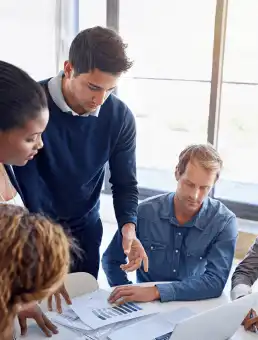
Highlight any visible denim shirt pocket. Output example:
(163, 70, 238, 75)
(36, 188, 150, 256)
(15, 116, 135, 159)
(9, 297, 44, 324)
(141, 240, 168, 276)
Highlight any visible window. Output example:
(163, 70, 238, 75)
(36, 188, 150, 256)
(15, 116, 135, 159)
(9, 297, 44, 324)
(79, 0, 106, 30)
(118, 0, 216, 191)
(0, 0, 56, 80)
(215, 0, 258, 205)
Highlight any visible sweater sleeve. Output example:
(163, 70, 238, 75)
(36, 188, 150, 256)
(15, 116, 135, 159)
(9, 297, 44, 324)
(108, 108, 138, 229)
(231, 237, 258, 299)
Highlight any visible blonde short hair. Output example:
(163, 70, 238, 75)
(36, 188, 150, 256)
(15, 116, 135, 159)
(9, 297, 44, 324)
(176, 144, 223, 181)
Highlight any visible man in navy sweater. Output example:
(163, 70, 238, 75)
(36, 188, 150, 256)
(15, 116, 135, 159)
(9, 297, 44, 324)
(14, 26, 147, 305)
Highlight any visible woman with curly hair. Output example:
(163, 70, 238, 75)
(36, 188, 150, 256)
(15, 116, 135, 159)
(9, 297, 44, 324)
(0, 204, 70, 340)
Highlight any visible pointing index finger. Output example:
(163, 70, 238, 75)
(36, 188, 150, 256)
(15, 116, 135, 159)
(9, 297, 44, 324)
(143, 253, 149, 272)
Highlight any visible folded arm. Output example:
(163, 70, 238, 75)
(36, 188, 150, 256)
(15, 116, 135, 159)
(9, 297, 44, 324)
(231, 237, 258, 300)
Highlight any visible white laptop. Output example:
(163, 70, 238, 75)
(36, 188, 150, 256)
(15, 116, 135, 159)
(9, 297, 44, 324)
(109, 292, 258, 340)
(168, 292, 258, 340)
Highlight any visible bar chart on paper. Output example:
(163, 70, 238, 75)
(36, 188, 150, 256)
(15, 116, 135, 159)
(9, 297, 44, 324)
(92, 301, 143, 320)
(71, 289, 160, 329)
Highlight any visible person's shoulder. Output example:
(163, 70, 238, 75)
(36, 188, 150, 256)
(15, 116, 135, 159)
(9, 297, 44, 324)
(205, 196, 237, 229)
(38, 78, 52, 87)
(207, 196, 235, 217)
(138, 193, 171, 217)
(140, 193, 171, 206)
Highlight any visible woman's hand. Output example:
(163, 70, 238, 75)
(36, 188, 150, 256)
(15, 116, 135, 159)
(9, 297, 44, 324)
(18, 304, 58, 337)
(47, 284, 72, 314)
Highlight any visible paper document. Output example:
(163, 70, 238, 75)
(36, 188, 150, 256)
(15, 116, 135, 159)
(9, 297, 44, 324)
(108, 307, 195, 340)
(71, 289, 161, 329)
(15, 315, 86, 340)
(50, 307, 92, 333)
(52, 309, 147, 339)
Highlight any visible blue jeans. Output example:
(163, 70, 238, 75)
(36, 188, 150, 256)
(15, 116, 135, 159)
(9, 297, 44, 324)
(69, 218, 103, 279)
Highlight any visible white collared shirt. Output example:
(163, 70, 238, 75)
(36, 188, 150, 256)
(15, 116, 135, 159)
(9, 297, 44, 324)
(48, 71, 101, 117)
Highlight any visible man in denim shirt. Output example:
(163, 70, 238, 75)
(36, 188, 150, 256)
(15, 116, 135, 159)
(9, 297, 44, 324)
(103, 144, 238, 303)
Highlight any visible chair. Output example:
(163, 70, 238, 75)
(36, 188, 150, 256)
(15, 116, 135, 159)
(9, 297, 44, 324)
(14, 273, 99, 337)
(235, 231, 256, 260)
(39, 272, 99, 312)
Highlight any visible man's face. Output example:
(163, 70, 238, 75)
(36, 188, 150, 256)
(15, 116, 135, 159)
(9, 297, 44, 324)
(63, 62, 120, 113)
(175, 161, 217, 213)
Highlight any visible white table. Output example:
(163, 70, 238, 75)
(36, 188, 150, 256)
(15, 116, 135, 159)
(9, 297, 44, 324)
(17, 278, 257, 339)
(115, 282, 257, 340)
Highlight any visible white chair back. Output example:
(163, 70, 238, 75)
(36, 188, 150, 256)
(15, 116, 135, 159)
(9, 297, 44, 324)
(39, 272, 99, 312)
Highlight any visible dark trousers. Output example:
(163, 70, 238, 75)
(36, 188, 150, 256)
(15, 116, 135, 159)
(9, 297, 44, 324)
(69, 218, 103, 279)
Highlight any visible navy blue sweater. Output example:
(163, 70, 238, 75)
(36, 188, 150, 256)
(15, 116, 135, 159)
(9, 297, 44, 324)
(14, 79, 138, 231)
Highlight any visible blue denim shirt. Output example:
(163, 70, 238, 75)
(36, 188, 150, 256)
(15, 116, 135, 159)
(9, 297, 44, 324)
(102, 193, 238, 302)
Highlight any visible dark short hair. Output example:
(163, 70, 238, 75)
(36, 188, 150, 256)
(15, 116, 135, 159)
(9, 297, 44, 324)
(0, 60, 47, 131)
(69, 26, 133, 75)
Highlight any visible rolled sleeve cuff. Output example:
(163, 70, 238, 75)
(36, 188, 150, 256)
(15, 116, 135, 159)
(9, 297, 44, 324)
(156, 283, 175, 302)
(231, 284, 252, 300)
(119, 216, 137, 229)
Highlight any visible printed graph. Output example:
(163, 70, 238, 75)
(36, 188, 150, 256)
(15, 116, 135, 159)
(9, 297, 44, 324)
(92, 302, 143, 320)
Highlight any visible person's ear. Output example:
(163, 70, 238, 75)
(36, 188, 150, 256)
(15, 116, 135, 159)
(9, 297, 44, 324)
(175, 166, 180, 181)
(64, 61, 73, 79)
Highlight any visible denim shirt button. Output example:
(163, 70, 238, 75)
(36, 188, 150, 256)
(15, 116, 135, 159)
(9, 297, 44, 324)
(200, 256, 203, 260)
(173, 269, 176, 272)
(151, 246, 154, 250)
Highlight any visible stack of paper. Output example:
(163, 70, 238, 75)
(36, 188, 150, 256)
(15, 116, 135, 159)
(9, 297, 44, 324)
(49, 289, 160, 339)
(17, 289, 195, 340)
(71, 289, 159, 328)
(50, 308, 92, 334)
(15, 319, 87, 340)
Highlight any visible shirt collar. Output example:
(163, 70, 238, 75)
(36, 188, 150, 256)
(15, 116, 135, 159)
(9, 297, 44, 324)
(159, 192, 208, 230)
(47, 71, 100, 117)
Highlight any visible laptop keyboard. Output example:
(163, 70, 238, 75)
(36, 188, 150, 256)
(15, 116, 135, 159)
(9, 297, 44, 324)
(155, 332, 173, 340)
